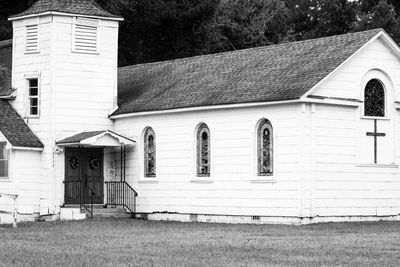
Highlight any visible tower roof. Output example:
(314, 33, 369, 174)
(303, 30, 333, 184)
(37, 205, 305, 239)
(10, 0, 122, 20)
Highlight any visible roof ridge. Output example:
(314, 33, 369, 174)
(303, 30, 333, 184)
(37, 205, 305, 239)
(119, 28, 384, 70)
(10, 0, 122, 19)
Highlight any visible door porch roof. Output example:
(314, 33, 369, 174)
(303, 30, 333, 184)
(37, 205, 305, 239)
(56, 130, 135, 147)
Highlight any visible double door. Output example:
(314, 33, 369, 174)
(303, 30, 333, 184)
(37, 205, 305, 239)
(64, 148, 104, 204)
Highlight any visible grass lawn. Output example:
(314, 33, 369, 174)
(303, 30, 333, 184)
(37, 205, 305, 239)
(0, 219, 400, 266)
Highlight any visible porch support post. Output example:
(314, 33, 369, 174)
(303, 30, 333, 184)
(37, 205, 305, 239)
(120, 147, 123, 182)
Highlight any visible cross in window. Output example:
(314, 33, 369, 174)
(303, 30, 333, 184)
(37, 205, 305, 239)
(366, 119, 385, 164)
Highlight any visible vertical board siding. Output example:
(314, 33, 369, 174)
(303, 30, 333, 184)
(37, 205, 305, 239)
(115, 104, 301, 217)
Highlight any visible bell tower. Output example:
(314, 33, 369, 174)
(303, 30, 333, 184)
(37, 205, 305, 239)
(8, 0, 123, 215)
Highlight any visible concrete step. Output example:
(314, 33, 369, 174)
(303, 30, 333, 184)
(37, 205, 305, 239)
(61, 205, 134, 219)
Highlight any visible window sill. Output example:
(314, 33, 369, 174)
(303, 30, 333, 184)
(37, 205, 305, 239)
(360, 116, 390, 121)
(190, 179, 214, 184)
(355, 163, 399, 168)
(0, 178, 11, 183)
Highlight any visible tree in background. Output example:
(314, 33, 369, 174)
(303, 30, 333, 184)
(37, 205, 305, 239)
(354, 0, 400, 43)
(207, 0, 290, 53)
(1, 0, 400, 66)
(0, 0, 35, 40)
(97, 0, 219, 66)
(284, 0, 358, 40)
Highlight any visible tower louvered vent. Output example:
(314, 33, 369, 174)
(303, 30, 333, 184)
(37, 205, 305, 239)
(26, 25, 39, 53)
(74, 24, 98, 53)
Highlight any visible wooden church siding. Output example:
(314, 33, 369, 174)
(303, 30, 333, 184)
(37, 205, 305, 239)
(114, 103, 302, 217)
(12, 150, 42, 216)
(11, 16, 54, 215)
(312, 103, 400, 217)
(308, 36, 400, 218)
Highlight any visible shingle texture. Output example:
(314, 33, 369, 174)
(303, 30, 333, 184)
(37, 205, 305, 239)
(11, 0, 120, 19)
(57, 131, 106, 144)
(0, 40, 14, 97)
(0, 100, 43, 148)
(114, 29, 383, 116)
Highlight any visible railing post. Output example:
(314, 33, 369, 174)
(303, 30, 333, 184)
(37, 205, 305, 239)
(12, 196, 17, 228)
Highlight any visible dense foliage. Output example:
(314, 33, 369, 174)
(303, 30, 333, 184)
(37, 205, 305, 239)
(0, 0, 399, 66)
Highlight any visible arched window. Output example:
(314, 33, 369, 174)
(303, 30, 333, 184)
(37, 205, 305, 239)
(257, 119, 273, 176)
(197, 123, 210, 177)
(144, 127, 156, 177)
(364, 79, 385, 117)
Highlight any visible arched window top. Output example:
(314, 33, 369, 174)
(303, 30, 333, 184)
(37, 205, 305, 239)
(257, 119, 273, 176)
(364, 79, 385, 117)
(197, 123, 210, 177)
(144, 127, 156, 177)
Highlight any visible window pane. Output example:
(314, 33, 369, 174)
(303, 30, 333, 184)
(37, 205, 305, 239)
(144, 128, 156, 176)
(30, 87, 38, 96)
(258, 121, 273, 176)
(364, 79, 385, 117)
(30, 98, 38, 107)
(29, 79, 38, 88)
(0, 144, 4, 160)
(0, 160, 8, 177)
(30, 107, 38, 115)
(197, 125, 210, 176)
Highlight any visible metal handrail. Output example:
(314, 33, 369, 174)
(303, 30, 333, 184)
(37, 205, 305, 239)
(105, 181, 138, 215)
(63, 180, 94, 218)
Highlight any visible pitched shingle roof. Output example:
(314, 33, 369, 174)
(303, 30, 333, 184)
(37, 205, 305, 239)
(57, 131, 106, 144)
(10, 0, 121, 19)
(0, 40, 14, 97)
(114, 29, 383, 116)
(0, 100, 43, 148)
(57, 130, 135, 145)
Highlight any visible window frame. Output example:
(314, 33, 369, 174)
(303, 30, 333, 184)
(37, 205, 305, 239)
(0, 141, 10, 180)
(143, 127, 156, 178)
(196, 123, 211, 177)
(26, 77, 40, 118)
(257, 119, 273, 176)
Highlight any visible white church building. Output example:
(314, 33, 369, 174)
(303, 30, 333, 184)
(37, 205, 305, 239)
(1, 0, 400, 225)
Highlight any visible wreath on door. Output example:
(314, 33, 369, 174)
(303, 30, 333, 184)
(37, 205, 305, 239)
(89, 158, 101, 170)
(69, 157, 80, 169)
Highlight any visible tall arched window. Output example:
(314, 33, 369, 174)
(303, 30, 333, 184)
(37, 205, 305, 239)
(144, 127, 156, 177)
(257, 119, 273, 176)
(197, 123, 210, 177)
(364, 79, 385, 117)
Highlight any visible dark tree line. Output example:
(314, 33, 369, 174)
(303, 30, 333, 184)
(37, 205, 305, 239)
(1, 0, 400, 66)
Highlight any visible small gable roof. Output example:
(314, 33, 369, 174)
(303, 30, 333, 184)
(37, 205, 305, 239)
(0, 100, 43, 148)
(114, 29, 383, 116)
(10, 0, 122, 20)
(0, 40, 14, 97)
(57, 130, 135, 146)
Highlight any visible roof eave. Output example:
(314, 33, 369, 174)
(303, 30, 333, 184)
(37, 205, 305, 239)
(9, 11, 124, 21)
(110, 99, 302, 119)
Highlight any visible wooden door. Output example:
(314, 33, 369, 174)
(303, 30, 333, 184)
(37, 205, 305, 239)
(82, 148, 104, 204)
(64, 148, 104, 204)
